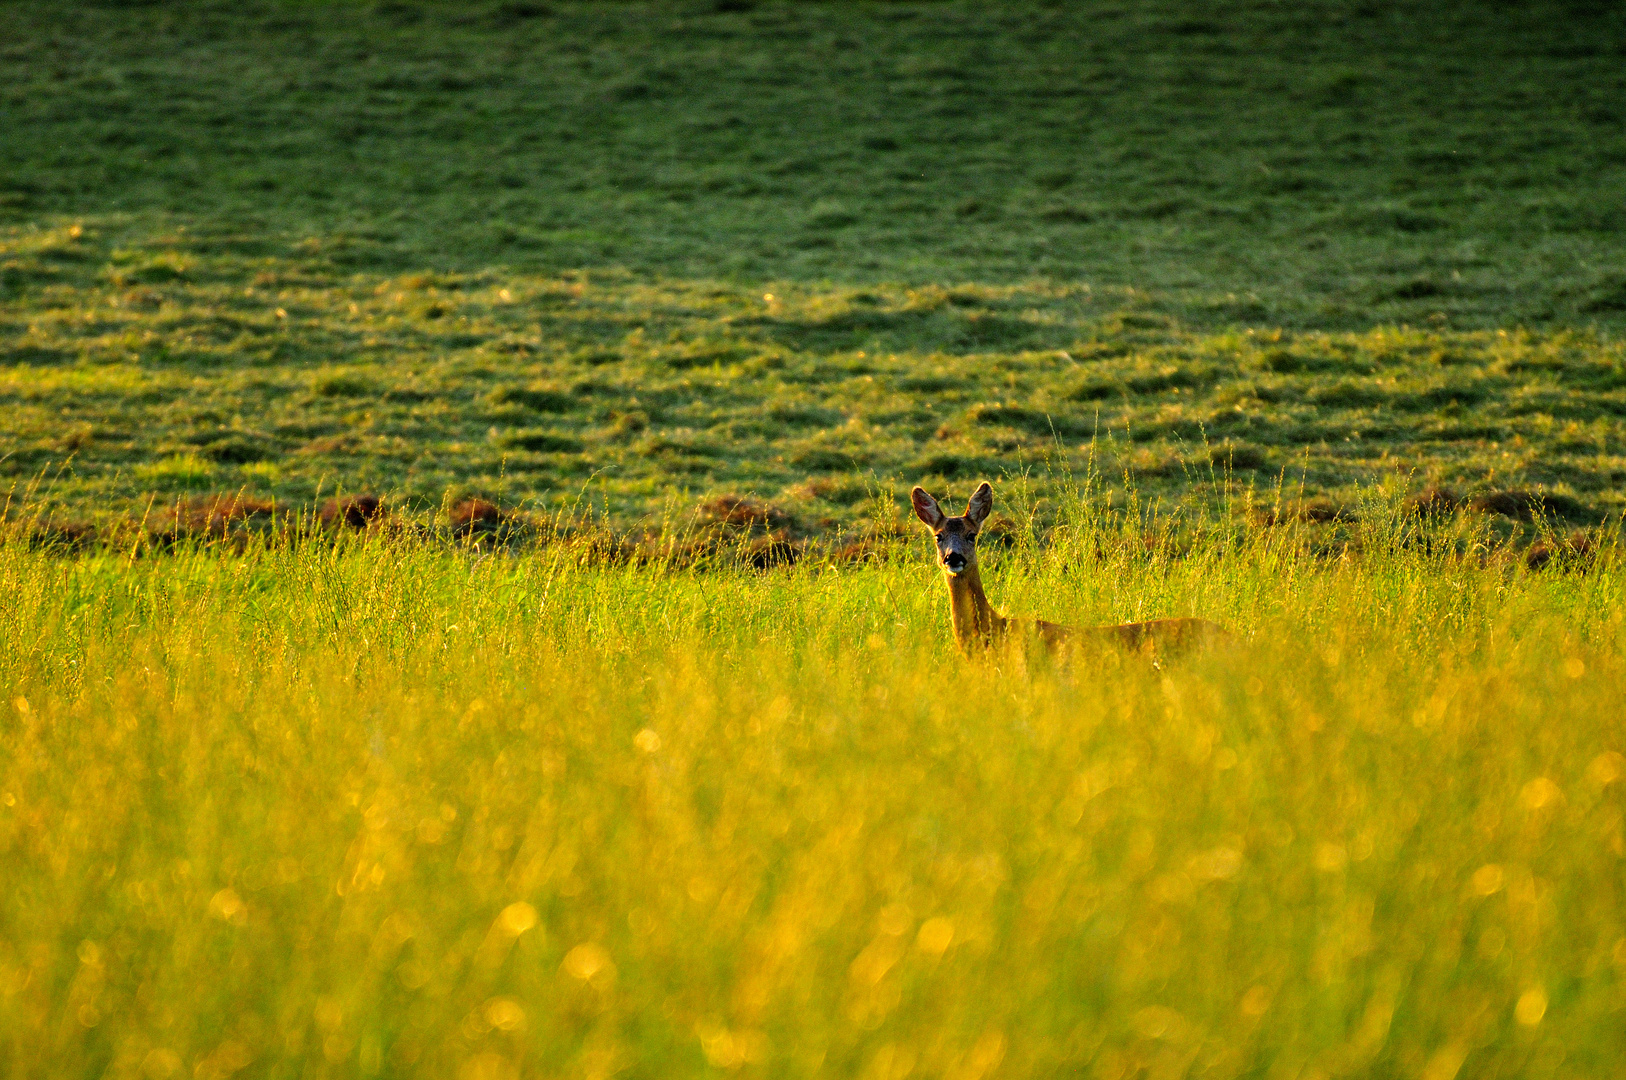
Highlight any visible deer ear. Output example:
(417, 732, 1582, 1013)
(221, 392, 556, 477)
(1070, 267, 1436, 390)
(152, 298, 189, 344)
(965, 482, 994, 527)
(911, 486, 946, 529)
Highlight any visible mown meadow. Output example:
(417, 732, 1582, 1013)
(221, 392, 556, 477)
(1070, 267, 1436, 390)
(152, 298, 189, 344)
(4, 0, 1626, 1077)
(3, 0, 1626, 530)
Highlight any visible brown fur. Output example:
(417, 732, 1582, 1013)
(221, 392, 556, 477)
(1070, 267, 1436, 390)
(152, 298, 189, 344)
(913, 481, 1228, 658)
(1467, 489, 1590, 522)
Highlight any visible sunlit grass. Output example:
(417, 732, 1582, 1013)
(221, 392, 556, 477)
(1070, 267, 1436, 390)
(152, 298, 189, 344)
(131, 454, 219, 488)
(3, 497, 1623, 1078)
(5, 241, 1626, 528)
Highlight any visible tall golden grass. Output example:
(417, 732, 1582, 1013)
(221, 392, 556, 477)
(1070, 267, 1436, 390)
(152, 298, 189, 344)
(1, 500, 1623, 1079)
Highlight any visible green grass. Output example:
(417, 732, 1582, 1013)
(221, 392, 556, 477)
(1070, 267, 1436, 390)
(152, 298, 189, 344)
(4, 0, 1624, 326)
(3, 511, 1624, 1077)
(3, 0, 1626, 530)
(4, 250, 1626, 528)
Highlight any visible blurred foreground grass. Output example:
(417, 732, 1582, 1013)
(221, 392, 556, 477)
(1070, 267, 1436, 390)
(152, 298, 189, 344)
(2, 498, 1624, 1078)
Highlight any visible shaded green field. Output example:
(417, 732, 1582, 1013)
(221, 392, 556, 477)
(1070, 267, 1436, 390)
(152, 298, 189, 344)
(4, 0, 1624, 325)
(3, 517, 1624, 1078)
(3, 0, 1626, 531)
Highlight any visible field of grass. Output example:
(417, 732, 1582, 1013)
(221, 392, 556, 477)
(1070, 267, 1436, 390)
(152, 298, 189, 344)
(5, 2, 1626, 1077)
(5, 0, 1625, 322)
(3, 510, 1625, 1078)
(3, 0, 1626, 531)
(6, 236, 1626, 532)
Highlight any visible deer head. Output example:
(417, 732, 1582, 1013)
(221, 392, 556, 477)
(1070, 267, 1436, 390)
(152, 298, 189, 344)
(911, 482, 993, 577)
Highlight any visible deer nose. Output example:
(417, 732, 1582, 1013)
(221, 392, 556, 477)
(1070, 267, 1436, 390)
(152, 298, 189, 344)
(944, 552, 966, 572)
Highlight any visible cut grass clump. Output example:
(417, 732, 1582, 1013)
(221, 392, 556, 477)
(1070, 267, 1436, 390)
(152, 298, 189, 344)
(1307, 379, 1386, 408)
(910, 452, 994, 481)
(790, 476, 870, 506)
(788, 447, 862, 472)
(1467, 489, 1596, 524)
(446, 497, 529, 544)
(133, 454, 218, 489)
(311, 373, 375, 399)
(1068, 378, 1125, 402)
(488, 384, 574, 413)
(141, 493, 280, 547)
(318, 494, 386, 530)
(197, 435, 273, 464)
(494, 428, 582, 454)
(1524, 530, 1597, 571)
(966, 403, 1083, 437)
(1124, 366, 1216, 395)
(1402, 486, 1461, 518)
(105, 250, 189, 286)
(695, 494, 795, 535)
(1207, 443, 1268, 471)
(1252, 498, 1354, 526)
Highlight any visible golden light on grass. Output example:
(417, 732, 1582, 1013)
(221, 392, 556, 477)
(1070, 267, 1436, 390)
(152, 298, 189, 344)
(1515, 987, 1549, 1026)
(1520, 777, 1563, 810)
(1589, 751, 1624, 786)
(915, 917, 955, 956)
(1, 510, 1623, 1077)
(1420, 1042, 1470, 1080)
(482, 998, 525, 1032)
(496, 902, 538, 937)
(207, 887, 246, 923)
(140, 1049, 182, 1079)
(562, 943, 614, 984)
(1313, 842, 1348, 873)
(697, 1024, 770, 1069)
(1469, 864, 1505, 896)
(960, 1030, 1007, 1080)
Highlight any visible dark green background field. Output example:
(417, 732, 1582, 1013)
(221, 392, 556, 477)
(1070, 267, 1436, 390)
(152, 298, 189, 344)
(3, 0, 1625, 528)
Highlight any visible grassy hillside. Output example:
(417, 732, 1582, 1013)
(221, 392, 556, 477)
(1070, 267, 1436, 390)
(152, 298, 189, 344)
(3, 515, 1625, 1079)
(2, 0, 1625, 530)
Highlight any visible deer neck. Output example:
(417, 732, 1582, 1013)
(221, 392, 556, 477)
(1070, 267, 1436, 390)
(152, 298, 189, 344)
(946, 564, 1004, 649)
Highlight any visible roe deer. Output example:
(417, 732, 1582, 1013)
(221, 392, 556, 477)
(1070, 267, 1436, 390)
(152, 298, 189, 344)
(911, 482, 1228, 656)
